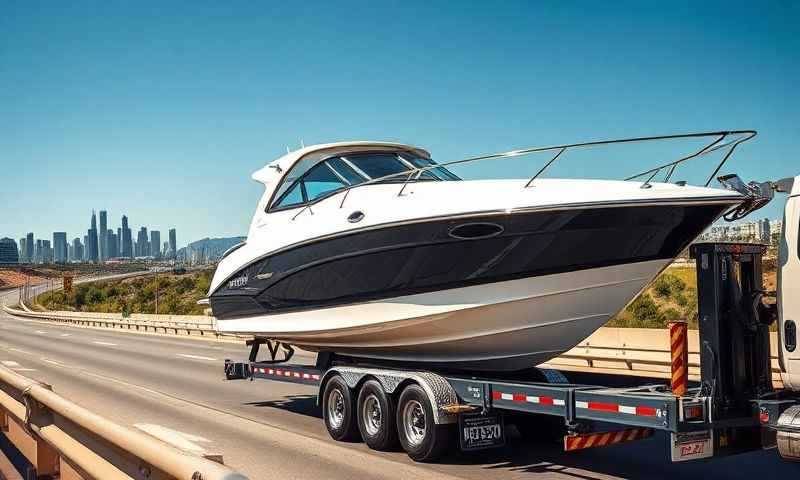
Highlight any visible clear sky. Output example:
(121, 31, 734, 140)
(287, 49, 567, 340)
(1, 1, 797, 246)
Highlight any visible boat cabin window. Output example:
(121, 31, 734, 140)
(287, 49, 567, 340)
(270, 150, 460, 211)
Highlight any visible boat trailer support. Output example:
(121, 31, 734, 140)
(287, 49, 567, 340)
(247, 338, 294, 364)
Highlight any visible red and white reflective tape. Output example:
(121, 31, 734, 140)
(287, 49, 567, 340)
(575, 400, 661, 417)
(491, 391, 565, 406)
(253, 367, 320, 381)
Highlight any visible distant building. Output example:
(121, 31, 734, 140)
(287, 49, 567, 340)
(53, 232, 68, 263)
(35, 239, 43, 263)
(73, 238, 84, 263)
(150, 230, 161, 259)
(136, 227, 149, 257)
(87, 211, 99, 262)
(99, 210, 108, 261)
(0, 238, 19, 264)
(26, 233, 34, 262)
(121, 215, 133, 258)
(42, 240, 52, 263)
(168, 228, 177, 259)
(83, 235, 89, 261)
(19, 238, 26, 263)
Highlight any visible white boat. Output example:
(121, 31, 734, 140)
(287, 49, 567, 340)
(208, 131, 760, 371)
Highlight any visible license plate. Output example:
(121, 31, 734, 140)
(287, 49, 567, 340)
(671, 430, 713, 462)
(459, 413, 505, 451)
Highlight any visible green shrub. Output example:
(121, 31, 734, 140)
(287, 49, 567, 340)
(652, 274, 686, 298)
(625, 294, 665, 327)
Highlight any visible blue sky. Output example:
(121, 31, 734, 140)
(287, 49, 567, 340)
(1, 1, 798, 246)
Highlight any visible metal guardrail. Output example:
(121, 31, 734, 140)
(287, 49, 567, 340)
(2, 305, 227, 339)
(0, 365, 247, 480)
(542, 327, 784, 387)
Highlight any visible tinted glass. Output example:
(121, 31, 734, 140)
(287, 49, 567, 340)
(326, 157, 366, 185)
(345, 153, 410, 181)
(274, 181, 304, 208)
(303, 163, 347, 201)
(402, 155, 461, 181)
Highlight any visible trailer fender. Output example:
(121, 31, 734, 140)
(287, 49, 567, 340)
(317, 367, 458, 424)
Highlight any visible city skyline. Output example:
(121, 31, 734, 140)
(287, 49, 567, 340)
(7, 209, 179, 264)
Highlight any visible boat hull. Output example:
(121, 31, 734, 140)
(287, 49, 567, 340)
(216, 259, 669, 371)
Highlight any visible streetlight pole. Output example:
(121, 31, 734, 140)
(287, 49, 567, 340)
(154, 270, 158, 315)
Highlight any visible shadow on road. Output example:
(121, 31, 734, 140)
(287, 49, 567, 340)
(245, 394, 321, 419)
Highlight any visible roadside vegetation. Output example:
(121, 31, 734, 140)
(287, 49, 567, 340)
(608, 263, 777, 329)
(37, 269, 213, 316)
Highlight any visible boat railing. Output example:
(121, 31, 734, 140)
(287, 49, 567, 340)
(292, 130, 756, 219)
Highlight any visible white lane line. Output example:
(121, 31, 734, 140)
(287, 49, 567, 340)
(9, 348, 32, 355)
(60, 333, 71, 337)
(175, 354, 217, 361)
(2, 360, 36, 372)
(35, 330, 47, 334)
(134, 424, 212, 455)
(41, 358, 70, 367)
(91, 341, 118, 346)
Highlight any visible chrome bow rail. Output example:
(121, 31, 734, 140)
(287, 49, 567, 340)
(292, 130, 757, 220)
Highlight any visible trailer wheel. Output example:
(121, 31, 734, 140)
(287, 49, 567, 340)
(396, 384, 451, 462)
(322, 375, 360, 442)
(356, 380, 399, 451)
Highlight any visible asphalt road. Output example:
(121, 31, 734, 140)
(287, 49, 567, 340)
(0, 289, 798, 479)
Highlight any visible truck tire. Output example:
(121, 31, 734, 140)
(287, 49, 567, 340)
(357, 380, 399, 451)
(322, 375, 360, 442)
(396, 383, 452, 462)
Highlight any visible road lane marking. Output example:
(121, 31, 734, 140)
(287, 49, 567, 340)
(175, 354, 217, 361)
(35, 330, 47, 334)
(134, 424, 212, 456)
(60, 333, 71, 337)
(9, 348, 32, 355)
(2, 360, 36, 372)
(41, 358, 70, 367)
(91, 341, 118, 346)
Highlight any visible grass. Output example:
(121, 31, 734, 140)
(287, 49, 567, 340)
(38, 269, 213, 315)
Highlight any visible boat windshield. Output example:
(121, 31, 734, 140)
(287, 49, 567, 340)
(270, 151, 459, 210)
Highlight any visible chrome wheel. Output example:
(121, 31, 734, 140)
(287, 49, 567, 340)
(402, 399, 426, 447)
(327, 388, 345, 429)
(361, 394, 382, 437)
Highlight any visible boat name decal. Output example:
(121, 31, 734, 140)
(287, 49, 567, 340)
(228, 274, 249, 289)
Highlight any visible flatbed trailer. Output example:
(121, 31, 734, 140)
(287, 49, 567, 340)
(224, 241, 800, 463)
(223, 175, 800, 463)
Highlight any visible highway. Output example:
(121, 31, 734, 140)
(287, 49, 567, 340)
(0, 289, 797, 479)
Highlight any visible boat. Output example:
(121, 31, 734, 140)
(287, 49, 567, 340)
(207, 131, 763, 371)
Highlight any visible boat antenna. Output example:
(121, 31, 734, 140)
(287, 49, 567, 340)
(286, 146, 291, 154)
(300, 139, 305, 148)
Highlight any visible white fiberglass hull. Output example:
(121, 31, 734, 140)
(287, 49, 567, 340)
(216, 258, 670, 371)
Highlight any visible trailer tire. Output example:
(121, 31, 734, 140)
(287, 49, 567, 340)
(322, 375, 360, 442)
(396, 384, 451, 462)
(357, 380, 399, 451)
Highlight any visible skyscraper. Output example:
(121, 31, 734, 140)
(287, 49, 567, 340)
(137, 227, 149, 257)
(26, 233, 34, 262)
(42, 240, 52, 263)
(121, 215, 133, 259)
(19, 238, 26, 263)
(83, 235, 89, 260)
(168, 228, 177, 260)
(117, 227, 122, 256)
(150, 230, 161, 259)
(73, 238, 84, 263)
(35, 239, 43, 263)
(99, 210, 108, 261)
(87, 211, 99, 262)
(107, 230, 118, 258)
(53, 232, 68, 263)
(0, 238, 19, 264)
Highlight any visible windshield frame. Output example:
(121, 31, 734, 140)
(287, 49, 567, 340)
(267, 149, 459, 213)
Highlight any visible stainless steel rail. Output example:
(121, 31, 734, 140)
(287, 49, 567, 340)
(285, 130, 758, 219)
(0, 365, 247, 480)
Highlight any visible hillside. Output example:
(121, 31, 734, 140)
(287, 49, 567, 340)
(607, 264, 778, 329)
(37, 269, 213, 315)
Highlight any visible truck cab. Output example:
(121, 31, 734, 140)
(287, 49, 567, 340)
(779, 175, 800, 389)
